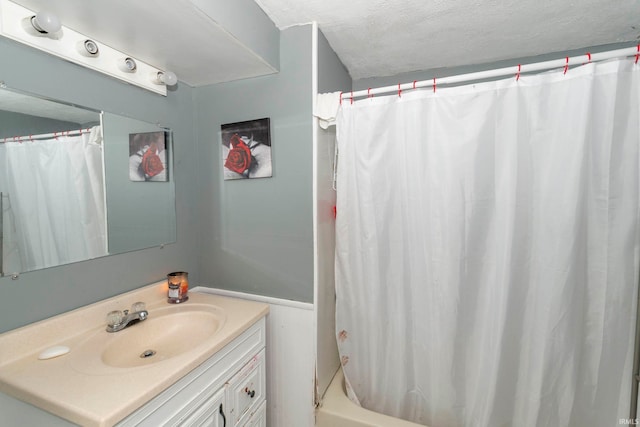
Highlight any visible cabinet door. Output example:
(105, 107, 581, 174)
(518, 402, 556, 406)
(178, 388, 226, 427)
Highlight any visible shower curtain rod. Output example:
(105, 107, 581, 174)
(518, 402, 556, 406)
(341, 45, 640, 102)
(1, 127, 94, 143)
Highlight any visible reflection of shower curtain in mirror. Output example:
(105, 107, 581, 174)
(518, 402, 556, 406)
(0, 126, 106, 272)
(1, 192, 23, 274)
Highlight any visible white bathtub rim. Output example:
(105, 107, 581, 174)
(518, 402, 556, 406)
(317, 367, 427, 427)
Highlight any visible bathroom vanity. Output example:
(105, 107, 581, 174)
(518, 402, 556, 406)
(0, 282, 269, 426)
(117, 319, 266, 426)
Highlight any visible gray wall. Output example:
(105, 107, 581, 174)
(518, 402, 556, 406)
(0, 36, 198, 334)
(0, 111, 84, 140)
(318, 30, 351, 94)
(195, 25, 314, 303)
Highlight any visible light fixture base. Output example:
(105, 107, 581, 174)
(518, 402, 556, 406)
(0, 0, 169, 95)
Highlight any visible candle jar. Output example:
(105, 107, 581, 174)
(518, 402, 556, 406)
(167, 271, 189, 303)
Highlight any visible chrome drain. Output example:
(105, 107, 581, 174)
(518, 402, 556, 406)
(140, 349, 156, 359)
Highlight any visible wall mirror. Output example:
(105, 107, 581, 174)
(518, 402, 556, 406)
(0, 86, 176, 276)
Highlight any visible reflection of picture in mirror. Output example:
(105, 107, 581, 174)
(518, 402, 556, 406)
(221, 118, 272, 180)
(129, 131, 168, 182)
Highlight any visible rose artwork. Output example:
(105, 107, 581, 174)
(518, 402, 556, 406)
(224, 134, 253, 175)
(221, 118, 271, 180)
(141, 143, 165, 177)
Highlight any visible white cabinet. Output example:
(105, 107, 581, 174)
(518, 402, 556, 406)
(117, 317, 266, 427)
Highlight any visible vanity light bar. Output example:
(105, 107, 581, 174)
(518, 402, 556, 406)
(0, 0, 170, 96)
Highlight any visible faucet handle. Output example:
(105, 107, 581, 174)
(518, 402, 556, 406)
(106, 310, 124, 328)
(131, 301, 146, 313)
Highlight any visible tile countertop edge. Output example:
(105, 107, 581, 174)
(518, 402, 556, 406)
(0, 283, 269, 427)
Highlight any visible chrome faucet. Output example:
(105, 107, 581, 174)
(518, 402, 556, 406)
(106, 302, 148, 333)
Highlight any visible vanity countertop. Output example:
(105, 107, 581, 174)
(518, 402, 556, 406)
(0, 282, 269, 427)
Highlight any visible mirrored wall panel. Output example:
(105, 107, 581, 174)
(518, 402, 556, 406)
(0, 87, 176, 276)
(102, 112, 176, 254)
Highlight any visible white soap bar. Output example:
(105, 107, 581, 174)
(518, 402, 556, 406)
(38, 345, 70, 360)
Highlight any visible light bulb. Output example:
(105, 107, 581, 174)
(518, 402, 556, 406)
(76, 39, 99, 57)
(30, 11, 61, 34)
(153, 71, 177, 86)
(118, 57, 137, 73)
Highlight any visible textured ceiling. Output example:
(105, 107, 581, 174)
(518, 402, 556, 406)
(4, 0, 640, 86)
(254, 0, 640, 80)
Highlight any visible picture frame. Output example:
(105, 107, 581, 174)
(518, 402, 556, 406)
(221, 118, 272, 180)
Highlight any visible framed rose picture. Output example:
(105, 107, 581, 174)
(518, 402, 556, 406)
(129, 131, 169, 182)
(221, 118, 272, 180)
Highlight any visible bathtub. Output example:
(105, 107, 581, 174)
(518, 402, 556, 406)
(316, 368, 427, 427)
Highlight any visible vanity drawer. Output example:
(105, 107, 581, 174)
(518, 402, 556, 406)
(226, 348, 265, 425)
(237, 401, 266, 427)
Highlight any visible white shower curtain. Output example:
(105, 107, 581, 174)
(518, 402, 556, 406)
(1, 126, 106, 272)
(335, 58, 640, 427)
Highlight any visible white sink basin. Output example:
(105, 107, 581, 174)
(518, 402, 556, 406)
(71, 303, 225, 374)
(101, 305, 223, 368)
